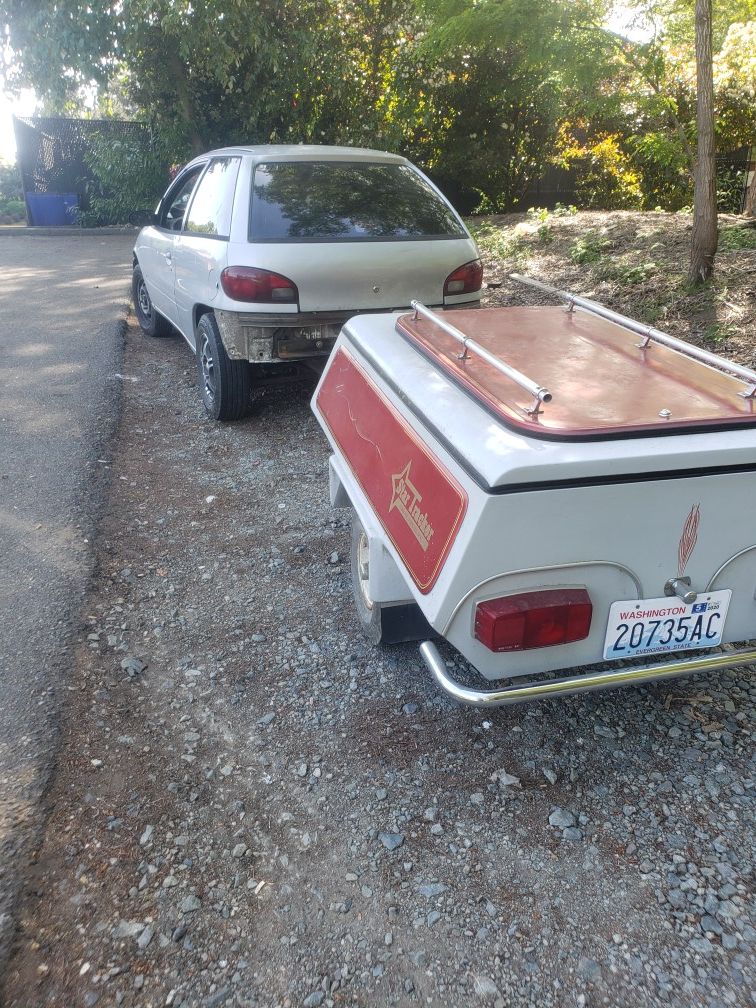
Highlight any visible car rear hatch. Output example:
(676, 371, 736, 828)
(248, 238, 478, 311)
(247, 159, 479, 311)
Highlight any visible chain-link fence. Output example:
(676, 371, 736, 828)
(13, 115, 150, 225)
(716, 146, 753, 214)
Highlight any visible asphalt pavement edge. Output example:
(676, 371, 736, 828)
(0, 297, 131, 991)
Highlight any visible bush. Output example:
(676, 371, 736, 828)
(629, 131, 692, 211)
(0, 198, 26, 222)
(0, 162, 25, 222)
(716, 168, 748, 214)
(0, 161, 23, 202)
(569, 232, 611, 264)
(554, 125, 644, 210)
(719, 225, 756, 251)
(81, 133, 169, 227)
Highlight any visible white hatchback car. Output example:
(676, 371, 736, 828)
(132, 145, 482, 420)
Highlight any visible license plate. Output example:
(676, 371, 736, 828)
(603, 590, 731, 660)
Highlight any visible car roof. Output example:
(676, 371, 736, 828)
(187, 144, 409, 166)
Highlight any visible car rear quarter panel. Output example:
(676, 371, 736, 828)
(173, 234, 228, 344)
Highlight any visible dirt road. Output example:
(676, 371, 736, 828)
(2, 305, 754, 1008)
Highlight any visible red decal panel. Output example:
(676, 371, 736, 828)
(317, 348, 467, 593)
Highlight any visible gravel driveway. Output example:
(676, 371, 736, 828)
(3, 317, 753, 1008)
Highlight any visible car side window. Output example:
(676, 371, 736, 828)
(184, 157, 241, 238)
(159, 166, 205, 231)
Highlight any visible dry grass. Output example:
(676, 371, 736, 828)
(470, 209, 756, 368)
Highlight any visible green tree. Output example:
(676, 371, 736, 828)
(2, 0, 751, 217)
(590, 2, 755, 211)
(409, 0, 619, 210)
(0, 0, 339, 154)
(0, 1, 117, 110)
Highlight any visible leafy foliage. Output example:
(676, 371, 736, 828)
(628, 130, 692, 210)
(79, 134, 168, 226)
(555, 125, 644, 209)
(411, 0, 619, 210)
(718, 224, 756, 250)
(569, 232, 612, 263)
(713, 20, 756, 152)
(0, 160, 25, 222)
(0, 160, 22, 199)
(0, 0, 753, 218)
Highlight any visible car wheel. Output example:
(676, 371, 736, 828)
(196, 313, 251, 421)
(132, 264, 171, 337)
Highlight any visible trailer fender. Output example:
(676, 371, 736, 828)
(329, 455, 414, 605)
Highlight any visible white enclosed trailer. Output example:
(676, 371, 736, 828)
(311, 276, 756, 705)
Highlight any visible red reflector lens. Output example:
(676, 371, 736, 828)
(474, 589, 592, 652)
(220, 266, 298, 304)
(444, 258, 483, 297)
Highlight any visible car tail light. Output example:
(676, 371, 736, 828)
(474, 589, 592, 652)
(220, 266, 298, 304)
(444, 259, 483, 297)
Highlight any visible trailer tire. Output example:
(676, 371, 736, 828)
(350, 516, 386, 645)
(350, 515, 437, 646)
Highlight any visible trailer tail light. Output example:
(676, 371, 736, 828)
(474, 589, 592, 652)
(444, 259, 483, 297)
(220, 266, 298, 304)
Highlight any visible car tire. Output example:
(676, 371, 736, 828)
(132, 264, 171, 337)
(196, 312, 251, 421)
(350, 513, 436, 646)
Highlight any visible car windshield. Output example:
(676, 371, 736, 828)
(250, 161, 466, 241)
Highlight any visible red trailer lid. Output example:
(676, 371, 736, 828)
(396, 306, 756, 439)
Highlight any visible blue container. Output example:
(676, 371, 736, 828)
(25, 193, 80, 227)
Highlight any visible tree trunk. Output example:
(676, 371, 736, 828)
(745, 158, 756, 217)
(688, 0, 717, 287)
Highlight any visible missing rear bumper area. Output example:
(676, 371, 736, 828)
(215, 309, 341, 364)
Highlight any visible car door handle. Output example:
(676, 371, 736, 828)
(162, 250, 173, 261)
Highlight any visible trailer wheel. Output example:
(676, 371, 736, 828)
(349, 515, 437, 646)
(350, 516, 385, 644)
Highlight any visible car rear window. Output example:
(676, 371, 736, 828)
(250, 161, 466, 241)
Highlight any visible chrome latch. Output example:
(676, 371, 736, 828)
(664, 576, 697, 604)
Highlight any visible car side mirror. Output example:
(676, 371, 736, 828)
(128, 209, 158, 227)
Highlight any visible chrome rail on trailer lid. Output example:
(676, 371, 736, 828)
(420, 640, 756, 707)
(510, 273, 756, 399)
(409, 299, 552, 416)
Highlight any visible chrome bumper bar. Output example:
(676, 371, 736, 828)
(419, 640, 756, 707)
